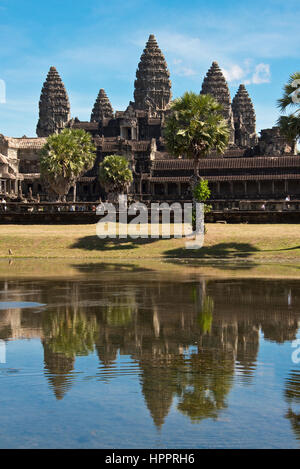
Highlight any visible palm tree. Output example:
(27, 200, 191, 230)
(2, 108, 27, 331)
(164, 92, 230, 176)
(277, 72, 300, 153)
(277, 72, 300, 115)
(40, 128, 96, 201)
(277, 115, 300, 155)
(99, 155, 133, 202)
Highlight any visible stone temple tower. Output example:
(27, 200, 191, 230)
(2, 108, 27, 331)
(200, 61, 235, 144)
(232, 84, 257, 147)
(134, 34, 172, 113)
(90, 89, 114, 122)
(36, 66, 70, 137)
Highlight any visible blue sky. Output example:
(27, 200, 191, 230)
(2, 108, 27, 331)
(0, 0, 299, 137)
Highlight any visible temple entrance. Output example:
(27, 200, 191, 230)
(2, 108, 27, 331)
(234, 181, 244, 197)
(120, 126, 137, 140)
(261, 181, 272, 196)
(275, 180, 285, 198)
(167, 183, 178, 197)
(247, 181, 257, 198)
(154, 183, 164, 196)
(219, 182, 231, 198)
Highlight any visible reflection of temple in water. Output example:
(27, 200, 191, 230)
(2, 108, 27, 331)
(43, 342, 75, 400)
(1, 275, 300, 427)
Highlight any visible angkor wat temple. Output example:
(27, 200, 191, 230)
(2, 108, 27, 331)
(0, 34, 298, 203)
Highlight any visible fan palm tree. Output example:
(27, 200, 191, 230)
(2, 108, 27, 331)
(277, 72, 300, 115)
(277, 72, 300, 153)
(164, 92, 230, 177)
(99, 155, 133, 202)
(40, 128, 96, 201)
(277, 115, 300, 154)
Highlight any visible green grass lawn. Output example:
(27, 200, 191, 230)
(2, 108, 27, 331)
(0, 223, 300, 262)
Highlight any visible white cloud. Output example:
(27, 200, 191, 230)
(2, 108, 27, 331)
(222, 65, 245, 82)
(222, 61, 271, 85)
(251, 63, 271, 84)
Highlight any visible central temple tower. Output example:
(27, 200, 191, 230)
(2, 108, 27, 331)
(133, 34, 172, 113)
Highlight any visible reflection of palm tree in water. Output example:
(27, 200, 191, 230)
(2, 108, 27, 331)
(138, 280, 234, 425)
(102, 293, 136, 327)
(42, 284, 99, 399)
(192, 281, 214, 334)
(170, 281, 233, 421)
(43, 308, 98, 358)
(176, 350, 234, 421)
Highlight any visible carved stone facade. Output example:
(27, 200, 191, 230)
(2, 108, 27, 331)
(0, 34, 298, 203)
(0, 134, 46, 199)
(133, 34, 172, 113)
(36, 66, 70, 137)
(232, 84, 257, 148)
(258, 127, 296, 156)
(90, 89, 114, 122)
(200, 61, 235, 144)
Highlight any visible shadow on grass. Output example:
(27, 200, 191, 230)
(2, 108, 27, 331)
(163, 242, 260, 259)
(268, 245, 300, 252)
(71, 235, 158, 252)
(71, 236, 260, 261)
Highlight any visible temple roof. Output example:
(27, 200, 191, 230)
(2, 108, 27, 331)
(145, 173, 300, 183)
(200, 61, 235, 143)
(232, 84, 256, 131)
(201, 61, 231, 106)
(36, 66, 70, 137)
(152, 156, 300, 170)
(134, 34, 172, 111)
(90, 89, 114, 122)
(1, 137, 47, 149)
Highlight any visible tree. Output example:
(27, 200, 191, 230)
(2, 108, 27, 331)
(191, 179, 212, 231)
(164, 92, 230, 176)
(277, 115, 300, 154)
(192, 179, 211, 209)
(277, 72, 300, 153)
(99, 155, 133, 201)
(277, 72, 300, 115)
(40, 128, 96, 200)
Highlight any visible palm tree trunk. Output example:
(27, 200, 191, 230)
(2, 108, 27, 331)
(193, 158, 200, 178)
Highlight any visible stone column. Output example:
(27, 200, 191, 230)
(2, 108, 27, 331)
(149, 181, 153, 195)
(73, 184, 77, 203)
(284, 179, 288, 194)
